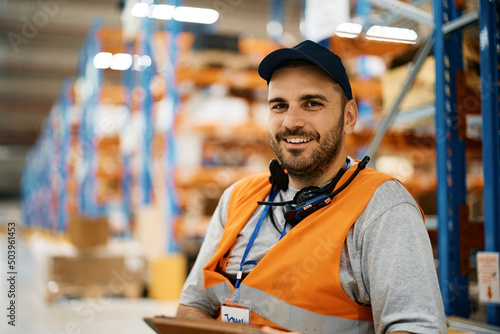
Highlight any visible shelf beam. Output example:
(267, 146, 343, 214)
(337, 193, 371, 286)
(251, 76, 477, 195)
(479, 0, 500, 325)
(442, 10, 479, 35)
(377, 0, 429, 27)
(365, 34, 433, 158)
(368, 0, 434, 27)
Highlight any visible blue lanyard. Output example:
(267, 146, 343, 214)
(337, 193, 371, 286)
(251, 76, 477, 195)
(234, 186, 280, 290)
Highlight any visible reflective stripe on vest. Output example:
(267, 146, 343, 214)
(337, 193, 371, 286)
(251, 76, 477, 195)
(203, 282, 374, 333)
(240, 284, 375, 333)
(205, 281, 233, 311)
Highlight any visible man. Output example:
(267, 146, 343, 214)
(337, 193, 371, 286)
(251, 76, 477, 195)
(176, 40, 446, 334)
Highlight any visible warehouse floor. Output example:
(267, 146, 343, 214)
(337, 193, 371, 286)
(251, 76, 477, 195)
(0, 235, 178, 334)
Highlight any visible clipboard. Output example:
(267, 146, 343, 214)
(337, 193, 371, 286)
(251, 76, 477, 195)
(144, 316, 266, 334)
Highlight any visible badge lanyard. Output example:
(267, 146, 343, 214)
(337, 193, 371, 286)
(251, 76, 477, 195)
(231, 186, 280, 301)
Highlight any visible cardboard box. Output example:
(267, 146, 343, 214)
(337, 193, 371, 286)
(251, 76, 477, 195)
(67, 215, 109, 250)
(48, 254, 143, 302)
(381, 56, 435, 113)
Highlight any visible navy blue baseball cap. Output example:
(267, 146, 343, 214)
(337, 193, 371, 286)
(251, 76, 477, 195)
(258, 40, 353, 100)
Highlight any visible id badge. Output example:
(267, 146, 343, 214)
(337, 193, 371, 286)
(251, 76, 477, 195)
(220, 297, 252, 324)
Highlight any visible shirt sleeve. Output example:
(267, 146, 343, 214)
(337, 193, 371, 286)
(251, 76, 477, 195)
(358, 180, 447, 334)
(178, 184, 235, 316)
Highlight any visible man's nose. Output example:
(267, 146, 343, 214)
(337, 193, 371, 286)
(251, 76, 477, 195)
(282, 107, 305, 129)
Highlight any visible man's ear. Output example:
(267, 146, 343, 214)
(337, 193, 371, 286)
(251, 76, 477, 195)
(343, 99, 358, 135)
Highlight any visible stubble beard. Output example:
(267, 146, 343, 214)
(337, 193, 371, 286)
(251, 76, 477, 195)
(269, 115, 344, 185)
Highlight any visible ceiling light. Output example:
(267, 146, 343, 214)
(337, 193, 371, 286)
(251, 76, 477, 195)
(173, 6, 219, 24)
(132, 54, 141, 70)
(150, 4, 175, 20)
(110, 53, 133, 71)
(366, 25, 418, 44)
(136, 55, 152, 71)
(335, 22, 362, 39)
(93, 52, 113, 69)
(131, 3, 149, 17)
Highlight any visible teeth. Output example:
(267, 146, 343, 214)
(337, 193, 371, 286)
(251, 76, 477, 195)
(285, 138, 311, 144)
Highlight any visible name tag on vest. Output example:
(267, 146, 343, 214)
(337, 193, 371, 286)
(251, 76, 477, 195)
(220, 298, 251, 324)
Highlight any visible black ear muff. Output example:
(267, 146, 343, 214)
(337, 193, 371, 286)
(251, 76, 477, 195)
(262, 156, 370, 228)
(269, 159, 289, 191)
(293, 186, 322, 204)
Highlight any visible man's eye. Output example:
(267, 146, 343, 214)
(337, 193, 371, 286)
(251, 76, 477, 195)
(307, 101, 322, 107)
(272, 103, 287, 110)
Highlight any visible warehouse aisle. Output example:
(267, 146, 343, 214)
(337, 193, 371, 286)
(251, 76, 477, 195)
(0, 235, 179, 334)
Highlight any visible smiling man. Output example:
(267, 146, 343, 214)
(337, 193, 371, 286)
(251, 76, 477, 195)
(176, 40, 446, 334)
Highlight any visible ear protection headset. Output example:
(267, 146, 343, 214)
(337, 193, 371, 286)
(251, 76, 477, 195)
(259, 156, 370, 227)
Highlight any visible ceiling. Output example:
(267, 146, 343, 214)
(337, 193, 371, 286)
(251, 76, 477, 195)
(0, 0, 438, 197)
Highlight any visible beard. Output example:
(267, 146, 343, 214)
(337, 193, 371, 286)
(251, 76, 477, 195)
(269, 113, 344, 185)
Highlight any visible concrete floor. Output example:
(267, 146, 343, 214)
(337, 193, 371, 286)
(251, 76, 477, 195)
(0, 235, 178, 334)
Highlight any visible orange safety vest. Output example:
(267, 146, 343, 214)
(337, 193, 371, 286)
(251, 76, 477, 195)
(203, 165, 419, 333)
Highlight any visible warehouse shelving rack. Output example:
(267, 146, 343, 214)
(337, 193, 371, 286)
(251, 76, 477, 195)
(434, 0, 500, 325)
(362, 0, 499, 326)
(433, 0, 470, 319)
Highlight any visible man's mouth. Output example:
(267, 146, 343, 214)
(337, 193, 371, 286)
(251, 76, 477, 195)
(284, 137, 312, 144)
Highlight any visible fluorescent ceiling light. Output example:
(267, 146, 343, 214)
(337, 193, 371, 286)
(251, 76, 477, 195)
(93, 52, 113, 69)
(131, 4, 219, 24)
(131, 3, 149, 17)
(365, 36, 417, 44)
(110, 53, 133, 71)
(132, 54, 141, 70)
(137, 55, 152, 71)
(150, 4, 175, 20)
(94, 53, 151, 71)
(335, 22, 362, 39)
(366, 25, 418, 43)
(173, 6, 219, 24)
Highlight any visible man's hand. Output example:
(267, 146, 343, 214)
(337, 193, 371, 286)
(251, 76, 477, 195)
(176, 304, 215, 319)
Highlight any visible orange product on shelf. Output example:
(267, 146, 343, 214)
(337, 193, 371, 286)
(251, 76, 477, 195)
(97, 135, 120, 154)
(96, 155, 123, 179)
(67, 195, 79, 215)
(100, 85, 128, 106)
(238, 37, 281, 57)
(97, 27, 127, 56)
(330, 34, 413, 61)
(152, 132, 166, 158)
(66, 176, 79, 195)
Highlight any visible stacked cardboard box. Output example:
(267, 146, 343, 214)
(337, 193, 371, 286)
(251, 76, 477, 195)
(48, 254, 143, 302)
(45, 216, 145, 302)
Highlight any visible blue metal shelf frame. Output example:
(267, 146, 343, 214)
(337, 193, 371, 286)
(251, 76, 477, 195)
(479, 0, 500, 325)
(164, 0, 182, 255)
(433, 0, 469, 317)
